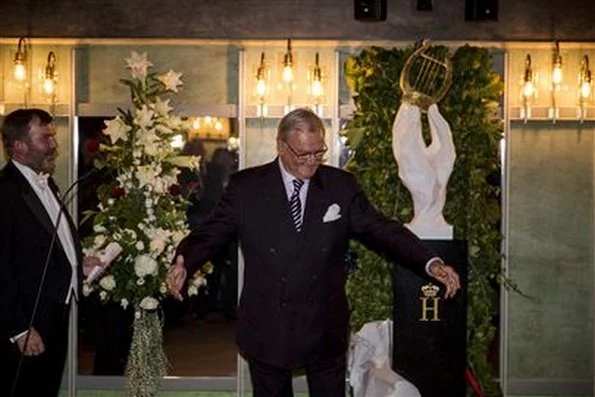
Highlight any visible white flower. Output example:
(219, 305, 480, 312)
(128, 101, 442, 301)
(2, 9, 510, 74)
(151, 97, 172, 116)
(82, 283, 94, 297)
(135, 241, 145, 251)
(157, 70, 183, 92)
(99, 275, 116, 291)
(139, 296, 159, 310)
(120, 299, 129, 309)
(103, 117, 131, 144)
(99, 291, 107, 301)
(125, 51, 153, 80)
(107, 198, 115, 206)
(188, 285, 198, 296)
(135, 311, 141, 319)
(137, 278, 145, 285)
(165, 155, 201, 169)
(147, 227, 170, 256)
(93, 225, 107, 233)
(145, 198, 153, 208)
(160, 283, 167, 294)
(135, 105, 155, 130)
(93, 235, 106, 250)
(134, 254, 158, 277)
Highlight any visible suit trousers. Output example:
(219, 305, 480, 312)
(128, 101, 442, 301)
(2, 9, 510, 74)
(0, 302, 71, 397)
(248, 355, 347, 397)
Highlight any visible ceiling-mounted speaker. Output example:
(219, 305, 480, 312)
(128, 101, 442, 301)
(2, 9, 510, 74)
(465, 0, 498, 21)
(354, 0, 387, 22)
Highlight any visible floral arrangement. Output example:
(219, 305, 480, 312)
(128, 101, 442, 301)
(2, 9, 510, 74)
(82, 51, 210, 396)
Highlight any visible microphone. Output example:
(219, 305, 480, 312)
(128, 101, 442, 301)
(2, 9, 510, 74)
(10, 167, 100, 397)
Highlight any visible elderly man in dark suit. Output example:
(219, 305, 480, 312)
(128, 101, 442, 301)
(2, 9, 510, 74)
(0, 109, 102, 397)
(167, 108, 460, 397)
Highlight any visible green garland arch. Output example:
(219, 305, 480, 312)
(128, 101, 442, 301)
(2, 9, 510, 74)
(343, 44, 504, 397)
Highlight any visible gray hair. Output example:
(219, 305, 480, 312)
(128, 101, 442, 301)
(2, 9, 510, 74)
(276, 108, 325, 142)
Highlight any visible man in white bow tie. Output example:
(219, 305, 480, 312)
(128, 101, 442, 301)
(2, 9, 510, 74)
(0, 108, 103, 397)
(167, 108, 460, 397)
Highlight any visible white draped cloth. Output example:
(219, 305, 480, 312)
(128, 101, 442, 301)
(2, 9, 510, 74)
(348, 319, 422, 397)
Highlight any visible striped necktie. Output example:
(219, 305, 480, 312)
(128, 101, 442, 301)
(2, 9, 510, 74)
(289, 179, 304, 232)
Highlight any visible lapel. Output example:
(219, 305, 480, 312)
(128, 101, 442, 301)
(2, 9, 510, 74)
(5, 162, 56, 238)
(300, 169, 328, 247)
(260, 160, 299, 237)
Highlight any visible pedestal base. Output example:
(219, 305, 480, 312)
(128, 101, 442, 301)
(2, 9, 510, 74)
(392, 240, 468, 397)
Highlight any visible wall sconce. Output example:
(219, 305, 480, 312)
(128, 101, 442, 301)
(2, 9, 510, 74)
(549, 41, 563, 121)
(43, 51, 57, 96)
(309, 52, 324, 115)
(13, 37, 28, 82)
(551, 41, 563, 88)
(521, 54, 536, 121)
(282, 39, 295, 114)
(255, 52, 269, 116)
(282, 39, 294, 84)
(578, 55, 592, 121)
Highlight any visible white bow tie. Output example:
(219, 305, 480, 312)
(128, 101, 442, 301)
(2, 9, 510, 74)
(35, 173, 49, 190)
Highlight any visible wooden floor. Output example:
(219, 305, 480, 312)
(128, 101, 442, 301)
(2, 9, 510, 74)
(79, 312, 238, 377)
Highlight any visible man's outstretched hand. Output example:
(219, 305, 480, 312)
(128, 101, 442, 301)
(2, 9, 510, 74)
(427, 259, 461, 299)
(166, 255, 187, 301)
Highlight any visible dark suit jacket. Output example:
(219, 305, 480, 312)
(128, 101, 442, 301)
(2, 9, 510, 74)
(0, 161, 82, 342)
(178, 159, 436, 368)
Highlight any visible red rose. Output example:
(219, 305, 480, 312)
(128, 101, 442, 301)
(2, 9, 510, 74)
(85, 139, 101, 153)
(169, 184, 182, 196)
(110, 187, 126, 198)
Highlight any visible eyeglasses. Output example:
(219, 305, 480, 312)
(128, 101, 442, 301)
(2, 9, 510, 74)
(283, 141, 327, 163)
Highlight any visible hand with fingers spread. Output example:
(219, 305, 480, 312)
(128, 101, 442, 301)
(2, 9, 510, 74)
(167, 255, 187, 301)
(427, 259, 461, 299)
(16, 328, 45, 356)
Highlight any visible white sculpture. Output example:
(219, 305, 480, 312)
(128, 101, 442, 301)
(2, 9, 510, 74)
(392, 39, 456, 240)
(392, 102, 455, 239)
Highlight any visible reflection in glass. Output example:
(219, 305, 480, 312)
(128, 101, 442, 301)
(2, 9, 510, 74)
(76, 117, 240, 377)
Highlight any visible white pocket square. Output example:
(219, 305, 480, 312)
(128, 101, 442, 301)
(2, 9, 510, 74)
(323, 203, 342, 223)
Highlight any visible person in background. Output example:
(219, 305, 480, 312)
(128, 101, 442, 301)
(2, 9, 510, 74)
(0, 108, 104, 396)
(167, 108, 460, 397)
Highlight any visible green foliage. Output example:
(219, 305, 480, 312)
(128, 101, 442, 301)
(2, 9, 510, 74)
(344, 44, 504, 396)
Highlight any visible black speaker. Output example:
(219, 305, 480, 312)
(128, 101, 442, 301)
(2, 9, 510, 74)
(465, 0, 498, 21)
(354, 0, 387, 21)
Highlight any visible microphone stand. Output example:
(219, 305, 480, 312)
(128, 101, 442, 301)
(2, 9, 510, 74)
(10, 168, 98, 397)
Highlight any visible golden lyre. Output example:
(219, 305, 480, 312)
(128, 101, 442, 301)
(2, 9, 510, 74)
(400, 39, 453, 110)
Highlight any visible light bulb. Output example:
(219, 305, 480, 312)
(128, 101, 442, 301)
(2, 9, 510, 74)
(214, 119, 223, 131)
(552, 65, 563, 85)
(283, 65, 294, 84)
(192, 118, 201, 130)
(311, 79, 323, 97)
(580, 81, 591, 100)
(14, 63, 26, 81)
(43, 78, 56, 95)
(256, 79, 267, 97)
(522, 81, 535, 98)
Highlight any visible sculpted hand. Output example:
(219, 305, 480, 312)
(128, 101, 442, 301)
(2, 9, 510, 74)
(16, 328, 45, 356)
(428, 259, 461, 299)
(167, 255, 187, 301)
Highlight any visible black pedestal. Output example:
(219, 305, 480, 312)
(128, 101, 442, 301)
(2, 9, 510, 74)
(392, 240, 468, 397)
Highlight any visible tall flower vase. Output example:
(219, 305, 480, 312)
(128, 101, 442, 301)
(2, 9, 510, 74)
(126, 307, 167, 397)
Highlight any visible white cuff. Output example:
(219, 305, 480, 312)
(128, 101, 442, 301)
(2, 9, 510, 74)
(10, 330, 28, 344)
(425, 257, 443, 275)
